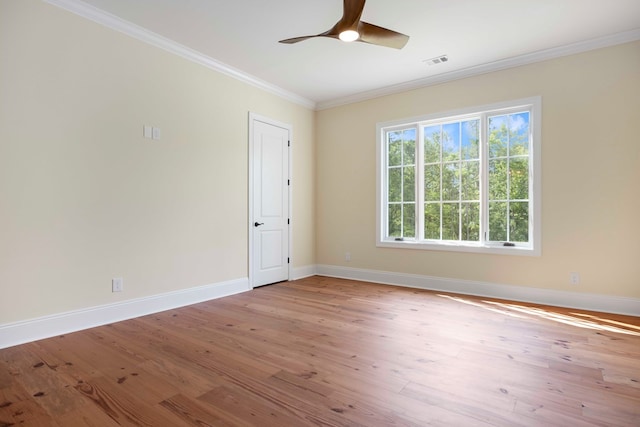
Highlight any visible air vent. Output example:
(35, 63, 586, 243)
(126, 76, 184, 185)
(423, 55, 449, 66)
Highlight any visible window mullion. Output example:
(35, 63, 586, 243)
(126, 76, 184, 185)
(384, 132, 389, 239)
(400, 136, 405, 238)
(480, 112, 489, 244)
(506, 115, 511, 243)
(457, 122, 462, 242)
(439, 127, 444, 240)
(416, 124, 425, 241)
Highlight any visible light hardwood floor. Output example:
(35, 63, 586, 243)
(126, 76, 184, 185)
(1, 276, 639, 426)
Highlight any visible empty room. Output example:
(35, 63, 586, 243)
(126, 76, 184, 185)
(1, 0, 639, 425)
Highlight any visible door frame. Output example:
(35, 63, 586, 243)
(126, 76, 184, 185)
(248, 112, 292, 289)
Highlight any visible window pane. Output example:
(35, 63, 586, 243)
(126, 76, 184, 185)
(388, 131, 402, 166)
(462, 120, 479, 160)
(442, 163, 460, 201)
(388, 204, 402, 237)
(424, 203, 440, 239)
(509, 158, 528, 200)
(489, 202, 507, 241)
(509, 112, 529, 156)
(388, 168, 402, 202)
(488, 159, 507, 200)
(403, 129, 416, 164)
(424, 164, 441, 202)
(488, 115, 508, 158)
(424, 125, 441, 163)
(510, 202, 529, 242)
(442, 203, 460, 240)
(442, 123, 460, 162)
(403, 203, 416, 238)
(403, 166, 415, 202)
(461, 202, 480, 241)
(461, 161, 479, 201)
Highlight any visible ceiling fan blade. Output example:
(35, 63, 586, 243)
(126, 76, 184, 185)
(279, 31, 340, 45)
(279, 35, 319, 44)
(340, 0, 366, 30)
(357, 21, 410, 49)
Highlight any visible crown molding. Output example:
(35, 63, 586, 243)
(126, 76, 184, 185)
(316, 28, 640, 110)
(41, 0, 639, 112)
(43, 0, 317, 110)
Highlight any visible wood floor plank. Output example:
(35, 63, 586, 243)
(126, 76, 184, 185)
(160, 392, 237, 426)
(197, 384, 309, 427)
(321, 373, 492, 427)
(52, 400, 123, 427)
(1, 345, 89, 419)
(72, 374, 190, 426)
(1, 276, 639, 426)
(400, 380, 525, 426)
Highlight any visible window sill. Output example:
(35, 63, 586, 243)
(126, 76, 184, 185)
(377, 239, 540, 256)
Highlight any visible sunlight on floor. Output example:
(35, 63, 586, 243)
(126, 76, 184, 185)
(437, 294, 640, 336)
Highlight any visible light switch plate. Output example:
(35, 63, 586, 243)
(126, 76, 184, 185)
(112, 277, 123, 292)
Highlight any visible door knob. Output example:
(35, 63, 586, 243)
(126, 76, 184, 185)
(254, 222, 264, 227)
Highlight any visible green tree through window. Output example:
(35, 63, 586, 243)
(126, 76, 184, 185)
(424, 120, 480, 242)
(387, 128, 416, 238)
(488, 112, 530, 242)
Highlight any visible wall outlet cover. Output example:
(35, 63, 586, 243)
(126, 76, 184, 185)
(112, 277, 124, 292)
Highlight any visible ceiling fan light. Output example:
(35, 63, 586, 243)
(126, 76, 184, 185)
(339, 30, 359, 42)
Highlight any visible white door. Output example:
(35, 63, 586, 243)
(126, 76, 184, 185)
(250, 115, 290, 288)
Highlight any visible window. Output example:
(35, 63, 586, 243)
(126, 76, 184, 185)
(377, 97, 541, 255)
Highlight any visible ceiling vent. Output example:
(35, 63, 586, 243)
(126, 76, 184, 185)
(423, 55, 449, 66)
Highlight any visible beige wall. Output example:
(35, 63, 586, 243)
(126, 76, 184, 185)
(317, 41, 640, 299)
(0, 0, 315, 324)
(1, 0, 638, 328)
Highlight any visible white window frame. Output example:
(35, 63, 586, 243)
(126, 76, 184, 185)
(376, 97, 541, 256)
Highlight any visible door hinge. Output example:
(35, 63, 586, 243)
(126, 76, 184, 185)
(288, 140, 290, 147)
(287, 257, 290, 264)
(287, 218, 290, 225)
(288, 179, 290, 186)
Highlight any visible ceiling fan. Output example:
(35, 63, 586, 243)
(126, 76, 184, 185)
(279, 0, 410, 50)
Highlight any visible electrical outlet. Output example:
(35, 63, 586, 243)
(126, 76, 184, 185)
(345, 252, 351, 262)
(569, 272, 580, 285)
(112, 277, 124, 292)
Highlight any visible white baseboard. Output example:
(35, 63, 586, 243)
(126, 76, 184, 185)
(292, 265, 318, 280)
(0, 278, 250, 350)
(4, 268, 637, 350)
(317, 265, 640, 317)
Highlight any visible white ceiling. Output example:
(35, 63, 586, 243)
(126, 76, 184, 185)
(59, 0, 640, 109)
